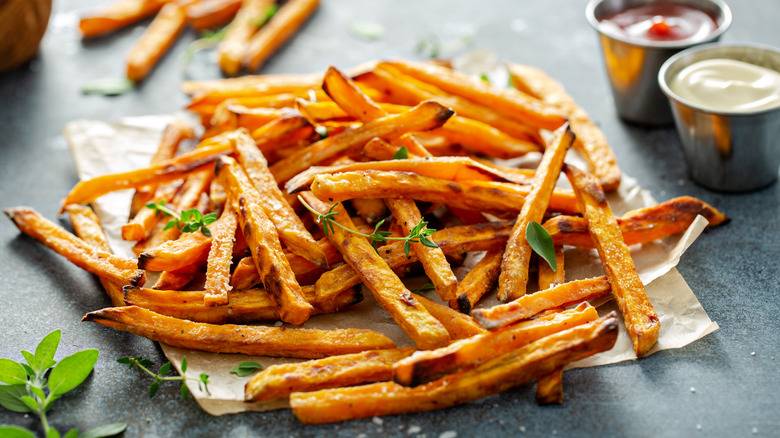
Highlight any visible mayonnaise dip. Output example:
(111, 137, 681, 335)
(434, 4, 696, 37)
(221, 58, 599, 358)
(670, 58, 780, 112)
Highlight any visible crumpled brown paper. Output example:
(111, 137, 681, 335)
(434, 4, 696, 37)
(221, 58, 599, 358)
(63, 115, 718, 416)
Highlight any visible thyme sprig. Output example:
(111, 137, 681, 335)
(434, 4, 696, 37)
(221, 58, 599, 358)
(298, 196, 438, 257)
(146, 202, 217, 237)
(117, 356, 209, 400)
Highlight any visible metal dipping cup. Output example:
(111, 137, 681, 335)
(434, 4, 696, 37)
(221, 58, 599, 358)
(586, 0, 731, 125)
(659, 43, 780, 192)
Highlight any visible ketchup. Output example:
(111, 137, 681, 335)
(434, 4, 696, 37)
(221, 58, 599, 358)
(599, 2, 718, 44)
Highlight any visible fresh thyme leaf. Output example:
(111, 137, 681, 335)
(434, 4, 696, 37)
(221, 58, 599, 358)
(180, 26, 229, 77)
(145, 205, 215, 236)
(120, 356, 207, 400)
(480, 73, 490, 83)
(230, 361, 263, 377)
(181, 357, 188, 373)
(391, 146, 408, 160)
(348, 20, 386, 41)
(81, 77, 135, 96)
(159, 362, 171, 376)
(526, 221, 556, 272)
(411, 282, 436, 294)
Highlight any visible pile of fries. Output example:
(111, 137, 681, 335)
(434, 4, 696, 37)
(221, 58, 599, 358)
(80, 0, 319, 81)
(5, 59, 729, 423)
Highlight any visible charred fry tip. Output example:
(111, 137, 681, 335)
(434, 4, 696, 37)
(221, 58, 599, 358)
(456, 293, 472, 314)
(597, 311, 619, 335)
(131, 270, 146, 287)
(136, 253, 152, 270)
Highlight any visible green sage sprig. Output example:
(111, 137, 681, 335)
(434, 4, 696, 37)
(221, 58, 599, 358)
(526, 221, 557, 272)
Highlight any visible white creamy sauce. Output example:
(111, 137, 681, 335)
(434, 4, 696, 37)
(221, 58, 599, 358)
(670, 58, 780, 112)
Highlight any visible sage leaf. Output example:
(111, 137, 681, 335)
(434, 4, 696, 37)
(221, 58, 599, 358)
(80, 423, 127, 438)
(34, 330, 61, 373)
(230, 361, 263, 377)
(48, 350, 99, 396)
(526, 221, 556, 272)
(0, 385, 32, 413)
(0, 359, 28, 385)
(20, 396, 38, 411)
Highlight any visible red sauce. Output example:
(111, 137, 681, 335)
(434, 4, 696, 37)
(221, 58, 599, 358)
(599, 2, 718, 43)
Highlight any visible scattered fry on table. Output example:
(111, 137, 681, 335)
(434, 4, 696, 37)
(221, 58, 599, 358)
(125, 2, 188, 82)
(245, 0, 321, 72)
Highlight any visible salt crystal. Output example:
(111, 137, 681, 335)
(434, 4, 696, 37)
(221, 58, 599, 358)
(519, 426, 526, 433)
(408, 426, 422, 434)
(274, 321, 283, 327)
(751, 352, 756, 356)
(439, 431, 457, 438)
(372, 417, 383, 426)
(752, 427, 758, 434)
(690, 387, 696, 393)
(696, 424, 702, 431)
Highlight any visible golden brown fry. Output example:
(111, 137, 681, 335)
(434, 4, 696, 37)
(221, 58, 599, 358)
(301, 193, 450, 350)
(413, 293, 485, 340)
(125, 2, 188, 82)
(497, 125, 574, 301)
(122, 181, 183, 242)
(217, 156, 313, 326)
(509, 63, 621, 192)
(311, 170, 580, 217)
(124, 284, 363, 324)
(182, 70, 323, 97)
(290, 314, 618, 424)
(153, 264, 202, 291)
(536, 369, 564, 405)
(245, 347, 417, 402)
(204, 203, 237, 307)
(538, 245, 566, 290)
(349, 198, 387, 224)
(186, 0, 242, 31)
(314, 220, 514, 305)
(544, 195, 730, 248)
(79, 0, 167, 38)
(451, 248, 503, 313)
(65, 205, 125, 307)
(269, 100, 454, 183)
(472, 276, 611, 330)
(565, 165, 659, 356)
(129, 120, 193, 217)
(60, 139, 233, 211)
(231, 129, 326, 266)
(394, 303, 598, 387)
(5, 207, 145, 287)
(217, 0, 276, 76)
(245, 0, 320, 72)
(83, 306, 395, 358)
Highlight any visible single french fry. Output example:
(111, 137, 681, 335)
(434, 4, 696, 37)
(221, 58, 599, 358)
(203, 203, 237, 307)
(383, 60, 568, 131)
(289, 314, 618, 424)
(497, 125, 574, 301)
(269, 100, 454, 183)
(472, 276, 611, 330)
(544, 195, 730, 248)
(122, 180, 183, 242)
(129, 120, 193, 217)
(314, 220, 514, 306)
(451, 248, 503, 314)
(181, 71, 323, 97)
(565, 165, 659, 356)
(311, 170, 580, 217)
(536, 369, 564, 405)
(231, 129, 327, 266)
(153, 264, 202, 291)
(125, 2, 188, 82)
(217, 0, 276, 76)
(361, 137, 415, 161)
(5, 207, 145, 287)
(413, 293, 485, 340)
(539, 245, 566, 290)
(245, 0, 320, 72)
(60, 139, 233, 211)
(509, 63, 621, 192)
(394, 303, 598, 387)
(301, 193, 450, 350)
(65, 205, 125, 306)
(79, 0, 167, 38)
(186, 0, 242, 31)
(217, 156, 313, 326)
(190, 93, 303, 117)
(124, 284, 363, 324)
(83, 306, 395, 358)
(245, 347, 417, 402)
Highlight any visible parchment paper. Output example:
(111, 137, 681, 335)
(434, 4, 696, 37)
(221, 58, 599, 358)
(64, 116, 718, 416)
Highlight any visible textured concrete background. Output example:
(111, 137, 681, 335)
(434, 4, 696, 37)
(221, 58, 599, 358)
(1, 0, 778, 437)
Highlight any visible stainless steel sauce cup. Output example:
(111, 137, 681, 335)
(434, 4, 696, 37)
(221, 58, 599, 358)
(659, 43, 780, 191)
(586, 0, 731, 125)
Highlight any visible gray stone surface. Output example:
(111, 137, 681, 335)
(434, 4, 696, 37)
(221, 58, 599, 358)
(1, 0, 778, 436)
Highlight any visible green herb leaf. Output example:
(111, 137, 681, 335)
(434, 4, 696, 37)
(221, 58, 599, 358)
(410, 282, 435, 294)
(46, 428, 61, 438)
(149, 381, 159, 398)
(181, 357, 188, 373)
(391, 146, 408, 160)
(180, 383, 190, 400)
(348, 21, 386, 41)
(0, 385, 32, 413)
(526, 221, 556, 272)
(480, 73, 490, 83)
(230, 361, 263, 377)
(48, 349, 99, 396)
(253, 4, 278, 28)
(81, 78, 135, 96)
(34, 330, 61, 373)
(0, 426, 38, 438)
(20, 396, 38, 411)
(159, 362, 171, 376)
(315, 125, 329, 139)
(0, 359, 28, 385)
(63, 429, 78, 438)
